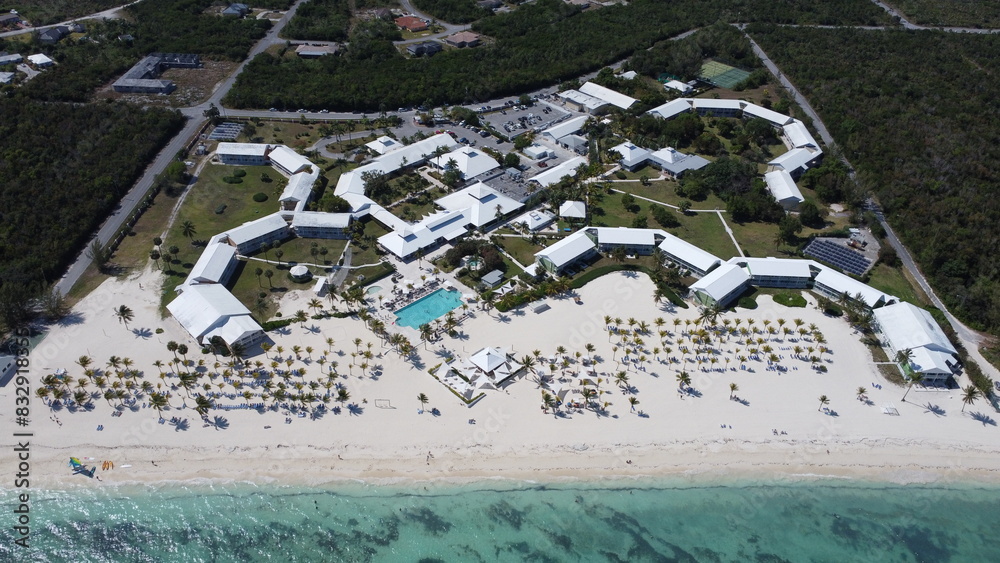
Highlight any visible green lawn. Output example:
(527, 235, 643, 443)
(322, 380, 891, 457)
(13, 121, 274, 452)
(728, 220, 780, 259)
(388, 186, 446, 221)
(866, 263, 924, 305)
(158, 164, 286, 307)
(671, 211, 742, 259)
(610, 181, 728, 211)
(342, 220, 392, 287)
(273, 236, 348, 266)
(497, 236, 545, 267)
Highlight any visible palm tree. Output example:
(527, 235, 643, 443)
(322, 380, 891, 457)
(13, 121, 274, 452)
(419, 324, 434, 348)
(264, 269, 274, 287)
(895, 348, 914, 370)
(114, 305, 135, 330)
(900, 372, 924, 402)
(818, 395, 829, 411)
(181, 220, 197, 240)
(308, 298, 323, 315)
(628, 396, 639, 412)
(417, 393, 429, 411)
(177, 344, 189, 366)
(150, 392, 169, 419)
(856, 387, 867, 402)
(961, 385, 981, 412)
(194, 395, 214, 417)
(676, 371, 691, 390)
(729, 382, 739, 399)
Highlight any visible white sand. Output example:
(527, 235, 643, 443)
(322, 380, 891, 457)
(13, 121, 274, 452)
(8, 268, 1000, 489)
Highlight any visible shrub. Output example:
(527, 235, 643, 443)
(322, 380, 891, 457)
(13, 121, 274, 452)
(223, 176, 243, 184)
(233, 169, 247, 178)
(214, 204, 227, 214)
(615, 171, 627, 180)
(738, 296, 758, 309)
(253, 193, 269, 202)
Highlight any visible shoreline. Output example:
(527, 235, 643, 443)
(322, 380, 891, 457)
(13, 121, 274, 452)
(20, 437, 1000, 491)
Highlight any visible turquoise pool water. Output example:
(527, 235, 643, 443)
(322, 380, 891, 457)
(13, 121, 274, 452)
(394, 288, 463, 329)
(365, 285, 382, 295)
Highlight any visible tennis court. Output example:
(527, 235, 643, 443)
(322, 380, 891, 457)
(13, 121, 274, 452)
(698, 61, 752, 89)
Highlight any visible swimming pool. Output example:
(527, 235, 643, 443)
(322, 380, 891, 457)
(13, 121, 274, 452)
(394, 289, 463, 329)
(365, 286, 382, 295)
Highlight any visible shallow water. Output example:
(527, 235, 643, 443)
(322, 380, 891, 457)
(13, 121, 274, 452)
(4, 478, 1000, 561)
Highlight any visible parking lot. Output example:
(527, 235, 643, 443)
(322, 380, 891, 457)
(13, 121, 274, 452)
(478, 100, 571, 139)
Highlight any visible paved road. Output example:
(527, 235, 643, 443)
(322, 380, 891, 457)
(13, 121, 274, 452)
(394, 0, 465, 45)
(868, 0, 1000, 33)
(54, 0, 307, 297)
(0, 0, 144, 38)
(743, 27, 999, 381)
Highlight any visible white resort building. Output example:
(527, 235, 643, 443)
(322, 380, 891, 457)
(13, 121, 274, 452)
(872, 302, 958, 383)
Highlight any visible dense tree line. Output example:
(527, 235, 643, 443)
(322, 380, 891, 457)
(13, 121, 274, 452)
(0, 100, 184, 329)
(412, 0, 491, 25)
(127, 0, 270, 59)
(679, 156, 784, 224)
(628, 22, 762, 82)
(889, 0, 1000, 27)
(225, 0, 890, 111)
(751, 25, 1000, 332)
(283, 0, 353, 41)
(0, 0, 122, 26)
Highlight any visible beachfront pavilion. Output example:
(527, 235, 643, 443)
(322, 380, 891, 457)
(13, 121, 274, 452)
(872, 302, 958, 384)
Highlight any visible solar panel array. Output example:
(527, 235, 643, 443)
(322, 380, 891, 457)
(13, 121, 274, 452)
(804, 239, 871, 276)
(208, 122, 244, 141)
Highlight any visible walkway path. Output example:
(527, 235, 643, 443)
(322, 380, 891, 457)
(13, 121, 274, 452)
(715, 211, 744, 258)
(606, 188, 721, 214)
(0, 0, 144, 38)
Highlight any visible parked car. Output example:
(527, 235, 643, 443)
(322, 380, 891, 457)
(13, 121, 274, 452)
(269, 107, 277, 112)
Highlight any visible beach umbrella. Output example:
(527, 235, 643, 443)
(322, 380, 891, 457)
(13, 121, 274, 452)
(69, 457, 83, 468)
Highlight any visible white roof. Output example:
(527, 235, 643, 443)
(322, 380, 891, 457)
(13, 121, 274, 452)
(377, 208, 469, 257)
(523, 144, 549, 159)
(185, 243, 236, 285)
(729, 257, 813, 279)
(220, 213, 288, 248)
(535, 230, 596, 268)
(647, 98, 692, 120)
(470, 347, 509, 373)
(811, 265, 892, 308)
(783, 120, 818, 149)
(432, 146, 500, 179)
(335, 133, 457, 199)
(764, 170, 804, 204)
(690, 263, 750, 302)
(559, 200, 586, 219)
(558, 89, 607, 112)
(542, 116, 588, 142)
(650, 147, 710, 175)
(267, 145, 313, 175)
(216, 142, 269, 157)
(692, 99, 744, 112)
(167, 284, 253, 341)
(872, 302, 956, 355)
(742, 104, 794, 126)
(0, 72, 14, 84)
(664, 80, 692, 93)
(511, 209, 555, 231)
(909, 348, 955, 375)
(619, 71, 637, 80)
(770, 147, 820, 172)
(579, 81, 637, 109)
(27, 53, 53, 65)
(531, 156, 588, 187)
(658, 233, 721, 274)
(203, 315, 262, 347)
(595, 227, 655, 247)
(435, 182, 523, 228)
(279, 169, 318, 206)
(366, 135, 402, 155)
(611, 142, 651, 168)
(291, 211, 351, 229)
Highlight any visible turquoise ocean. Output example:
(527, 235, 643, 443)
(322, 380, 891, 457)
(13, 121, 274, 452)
(3, 478, 1000, 561)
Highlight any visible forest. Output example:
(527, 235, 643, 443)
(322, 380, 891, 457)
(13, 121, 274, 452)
(224, 0, 890, 111)
(283, 0, 353, 41)
(0, 0, 269, 102)
(412, 0, 491, 24)
(887, 0, 1000, 27)
(750, 25, 1000, 332)
(0, 0, 121, 26)
(0, 100, 185, 329)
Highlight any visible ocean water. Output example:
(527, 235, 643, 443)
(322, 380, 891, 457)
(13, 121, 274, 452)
(4, 478, 1000, 562)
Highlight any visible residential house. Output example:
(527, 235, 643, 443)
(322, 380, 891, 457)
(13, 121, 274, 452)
(445, 31, 481, 48)
(222, 3, 250, 17)
(38, 26, 69, 44)
(406, 41, 441, 57)
(295, 44, 338, 58)
(395, 16, 428, 32)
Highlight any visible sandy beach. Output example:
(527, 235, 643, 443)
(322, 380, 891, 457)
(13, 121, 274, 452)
(8, 268, 1000, 489)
